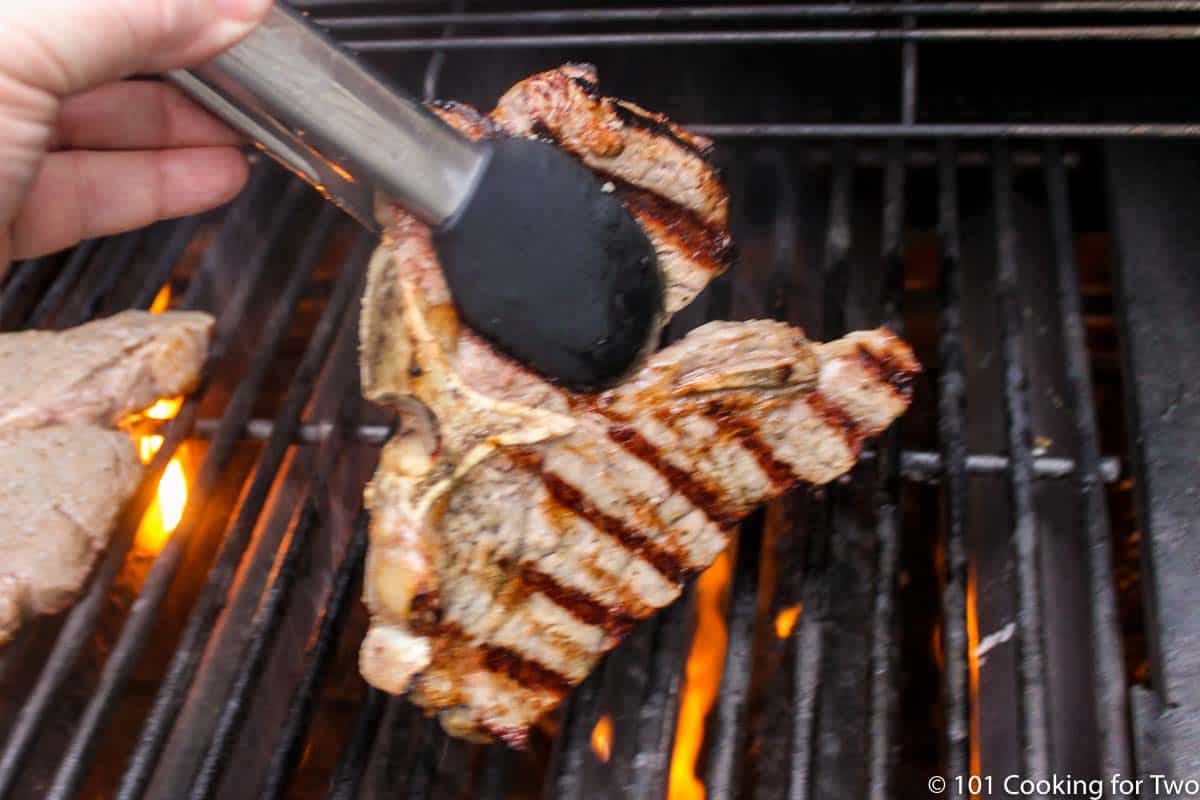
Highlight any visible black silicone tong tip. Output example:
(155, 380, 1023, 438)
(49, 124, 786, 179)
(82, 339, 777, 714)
(432, 136, 662, 393)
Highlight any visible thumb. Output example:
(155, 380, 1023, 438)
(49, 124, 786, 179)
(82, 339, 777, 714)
(0, 0, 271, 98)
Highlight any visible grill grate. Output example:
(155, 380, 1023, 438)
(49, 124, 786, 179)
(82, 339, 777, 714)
(0, 3, 1193, 799)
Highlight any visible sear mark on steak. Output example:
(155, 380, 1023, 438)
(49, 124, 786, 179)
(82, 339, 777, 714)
(358, 64, 920, 745)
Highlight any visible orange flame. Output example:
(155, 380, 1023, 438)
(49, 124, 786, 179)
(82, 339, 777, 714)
(130, 287, 190, 552)
(591, 714, 613, 763)
(130, 397, 188, 552)
(931, 621, 944, 670)
(143, 397, 182, 420)
(139, 434, 164, 464)
(668, 550, 732, 800)
(134, 441, 189, 552)
(774, 604, 803, 639)
(149, 284, 171, 314)
(966, 566, 982, 791)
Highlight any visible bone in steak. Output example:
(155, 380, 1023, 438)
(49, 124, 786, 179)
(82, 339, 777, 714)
(0, 310, 213, 645)
(358, 64, 919, 745)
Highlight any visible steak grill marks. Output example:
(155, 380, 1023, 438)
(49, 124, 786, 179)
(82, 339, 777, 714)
(855, 343, 916, 398)
(508, 448, 691, 585)
(518, 567, 639, 638)
(607, 99, 717, 163)
(805, 393, 864, 452)
(612, 178, 736, 270)
(700, 402, 801, 489)
(480, 642, 572, 697)
(606, 424, 741, 529)
(522, 121, 732, 274)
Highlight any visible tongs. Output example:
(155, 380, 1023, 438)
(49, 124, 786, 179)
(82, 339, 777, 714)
(171, 3, 661, 392)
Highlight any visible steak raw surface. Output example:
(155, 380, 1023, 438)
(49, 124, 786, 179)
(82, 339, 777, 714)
(0, 310, 213, 645)
(0, 309, 213, 430)
(358, 64, 919, 744)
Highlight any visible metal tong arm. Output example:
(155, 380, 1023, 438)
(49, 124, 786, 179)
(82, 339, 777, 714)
(168, 2, 488, 232)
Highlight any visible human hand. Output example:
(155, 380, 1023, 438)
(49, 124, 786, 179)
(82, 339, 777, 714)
(0, 0, 272, 277)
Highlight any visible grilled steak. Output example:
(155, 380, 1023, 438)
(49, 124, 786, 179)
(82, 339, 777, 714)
(0, 310, 213, 645)
(359, 65, 919, 745)
(0, 309, 213, 430)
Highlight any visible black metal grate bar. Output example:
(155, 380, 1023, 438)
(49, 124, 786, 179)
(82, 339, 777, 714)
(326, 687, 386, 800)
(936, 139, 972, 798)
(25, 238, 101, 328)
(548, 662, 604, 799)
(788, 143, 853, 800)
(188, 498, 321, 799)
(186, 244, 365, 798)
(625, 597, 691, 800)
(114, 208, 353, 800)
(344, 26, 1200, 52)
(54, 229, 146, 329)
(704, 517, 763, 797)
(868, 138, 907, 800)
(261, 508, 372, 800)
(42, 179, 313, 800)
(131, 216, 205, 311)
(1043, 141, 1131, 783)
(312, 2, 1200, 27)
(991, 141, 1051, 782)
(475, 743, 513, 800)
(689, 124, 1200, 139)
(0, 257, 48, 329)
(252, 246, 372, 800)
(187, 423, 1120, 483)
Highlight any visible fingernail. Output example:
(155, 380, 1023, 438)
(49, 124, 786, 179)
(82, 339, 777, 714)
(213, 0, 271, 23)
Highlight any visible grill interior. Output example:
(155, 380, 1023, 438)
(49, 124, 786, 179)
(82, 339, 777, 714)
(1, 2, 1198, 798)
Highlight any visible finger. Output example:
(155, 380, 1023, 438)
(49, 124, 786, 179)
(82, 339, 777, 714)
(50, 81, 242, 151)
(9, 146, 248, 259)
(0, 0, 271, 99)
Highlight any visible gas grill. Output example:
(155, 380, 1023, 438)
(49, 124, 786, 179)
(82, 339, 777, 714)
(1, 2, 1198, 798)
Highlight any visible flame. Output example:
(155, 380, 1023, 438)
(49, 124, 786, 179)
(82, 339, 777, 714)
(931, 621, 944, 670)
(591, 714, 613, 763)
(774, 604, 802, 639)
(139, 434, 164, 464)
(130, 287, 190, 552)
(143, 397, 182, 420)
(668, 550, 732, 800)
(130, 395, 189, 552)
(135, 446, 188, 552)
(148, 284, 171, 314)
(156, 459, 187, 532)
(966, 566, 982, 790)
